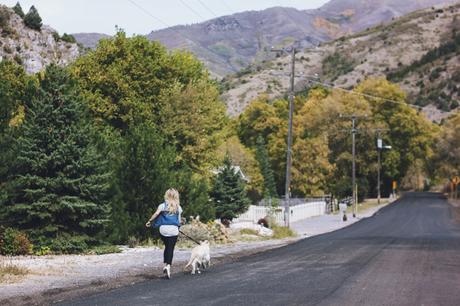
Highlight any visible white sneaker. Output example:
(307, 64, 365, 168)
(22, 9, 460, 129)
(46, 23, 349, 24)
(165, 265, 171, 279)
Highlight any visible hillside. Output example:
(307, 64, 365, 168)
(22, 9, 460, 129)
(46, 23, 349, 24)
(221, 2, 460, 120)
(75, 0, 456, 78)
(72, 33, 111, 49)
(0, 5, 79, 74)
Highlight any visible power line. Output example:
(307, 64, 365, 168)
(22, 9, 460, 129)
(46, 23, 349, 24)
(179, 0, 206, 20)
(126, 0, 172, 29)
(305, 78, 432, 112)
(220, 0, 235, 14)
(196, 0, 219, 17)
(126, 0, 192, 48)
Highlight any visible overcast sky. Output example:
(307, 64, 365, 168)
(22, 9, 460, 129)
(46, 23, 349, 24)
(1, 0, 329, 35)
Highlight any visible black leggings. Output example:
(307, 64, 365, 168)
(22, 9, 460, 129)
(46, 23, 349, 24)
(160, 234, 178, 265)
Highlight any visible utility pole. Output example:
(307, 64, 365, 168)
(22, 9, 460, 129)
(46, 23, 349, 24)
(271, 46, 296, 227)
(269, 45, 321, 227)
(373, 129, 390, 204)
(339, 114, 367, 218)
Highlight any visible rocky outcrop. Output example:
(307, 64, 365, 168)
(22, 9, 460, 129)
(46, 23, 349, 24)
(0, 5, 80, 74)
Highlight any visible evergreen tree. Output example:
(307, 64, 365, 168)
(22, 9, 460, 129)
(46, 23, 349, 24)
(24, 5, 42, 31)
(210, 156, 250, 222)
(255, 136, 277, 199)
(110, 123, 176, 242)
(1, 65, 111, 244)
(12, 2, 25, 18)
(178, 167, 215, 222)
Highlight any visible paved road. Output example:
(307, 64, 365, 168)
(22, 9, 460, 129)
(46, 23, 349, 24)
(59, 193, 460, 306)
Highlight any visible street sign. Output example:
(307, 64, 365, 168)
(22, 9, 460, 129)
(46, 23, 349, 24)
(377, 138, 382, 149)
(392, 181, 397, 190)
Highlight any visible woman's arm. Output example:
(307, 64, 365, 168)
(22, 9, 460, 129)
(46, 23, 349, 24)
(145, 207, 162, 228)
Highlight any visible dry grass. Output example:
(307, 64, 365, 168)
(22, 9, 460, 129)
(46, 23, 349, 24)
(0, 261, 29, 283)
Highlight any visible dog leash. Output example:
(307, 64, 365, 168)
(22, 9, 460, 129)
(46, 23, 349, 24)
(179, 229, 201, 245)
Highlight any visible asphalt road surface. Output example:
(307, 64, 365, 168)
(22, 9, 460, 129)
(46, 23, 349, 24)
(58, 193, 460, 306)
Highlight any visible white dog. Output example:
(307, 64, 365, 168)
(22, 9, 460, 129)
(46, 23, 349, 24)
(185, 240, 210, 275)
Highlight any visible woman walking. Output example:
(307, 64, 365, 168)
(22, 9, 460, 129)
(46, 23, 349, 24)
(145, 188, 182, 279)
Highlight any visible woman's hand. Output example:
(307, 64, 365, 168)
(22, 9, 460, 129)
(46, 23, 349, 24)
(145, 220, 151, 228)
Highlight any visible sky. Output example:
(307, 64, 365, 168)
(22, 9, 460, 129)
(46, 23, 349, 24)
(1, 0, 329, 35)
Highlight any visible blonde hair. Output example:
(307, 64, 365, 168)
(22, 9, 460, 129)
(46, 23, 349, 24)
(164, 188, 180, 214)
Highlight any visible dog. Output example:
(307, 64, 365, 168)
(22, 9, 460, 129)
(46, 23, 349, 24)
(184, 240, 210, 275)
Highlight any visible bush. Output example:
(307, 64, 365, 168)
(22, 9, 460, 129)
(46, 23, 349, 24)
(128, 236, 139, 248)
(0, 227, 33, 256)
(61, 33, 76, 43)
(90, 245, 122, 255)
(271, 225, 296, 239)
(50, 235, 88, 254)
(0, 6, 11, 28)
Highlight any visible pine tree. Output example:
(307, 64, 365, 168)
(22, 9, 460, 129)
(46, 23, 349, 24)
(178, 167, 215, 222)
(1, 65, 111, 243)
(24, 5, 42, 31)
(210, 156, 250, 222)
(12, 2, 25, 19)
(255, 136, 277, 199)
(110, 123, 176, 242)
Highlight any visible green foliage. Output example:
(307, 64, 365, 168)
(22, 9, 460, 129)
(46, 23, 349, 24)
(1, 65, 111, 244)
(179, 170, 215, 222)
(0, 227, 33, 256)
(12, 2, 25, 18)
(0, 6, 11, 28)
(388, 32, 460, 82)
(61, 33, 76, 43)
(34, 246, 51, 256)
(322, 52, 356, 81)
(50, 234, 89, 254)
(23, 5, 42, 31)
(255, 136, 277, 198)
(434, 112, 460, 179)
(210, 156, 251, 221)
(90, 245, 121, 255)
(271, 225, 296, 239)
(109, 123, 176, 242)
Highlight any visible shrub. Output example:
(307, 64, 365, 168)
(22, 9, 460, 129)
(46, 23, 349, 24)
(61, 33, 76, 43)
(24, 5, 42, 31)
(50, 235, 89, 254)
(90, 245, 122, 255)
(0, 227, 33, 256)
(0, 6, 10, 28)
(128, 236, 139, 248)
(271, 225, 296, 239)
(52, 31, 60, 42)
(34, 246, 51, 256)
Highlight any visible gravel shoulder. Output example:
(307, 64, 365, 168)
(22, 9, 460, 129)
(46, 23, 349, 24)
(0, 199, 392, 306)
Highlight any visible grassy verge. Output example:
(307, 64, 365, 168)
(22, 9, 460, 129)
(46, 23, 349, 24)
(87, 245, 122, 255)
(0, 261, 29, 283)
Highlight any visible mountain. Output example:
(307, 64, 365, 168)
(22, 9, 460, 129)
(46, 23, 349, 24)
(0, 5, 80, 74)
(72, 33, 111, 49)
(221, 2, 460, 120)
(144, 0, 456, 77)
(73, 0, 456, 78)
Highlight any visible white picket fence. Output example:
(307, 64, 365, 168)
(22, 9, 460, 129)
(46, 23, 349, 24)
(234, 201, 326, 225)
